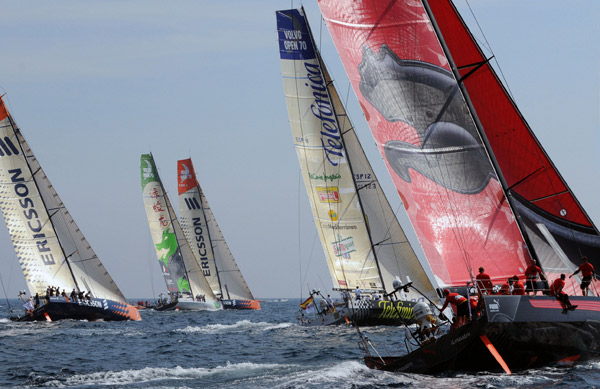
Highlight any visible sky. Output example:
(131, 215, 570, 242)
(0, 1, 598, 300)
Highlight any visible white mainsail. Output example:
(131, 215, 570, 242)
(0, 98, 127, 302)
(278, 8, 437, 299)
(141, 154, 216, 300)
(177, 158, 255, 301)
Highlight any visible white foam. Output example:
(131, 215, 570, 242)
(44, 362, 290, 387)
(175, 320, 294, 334)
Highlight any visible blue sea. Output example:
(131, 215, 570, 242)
(1, 299, 599, 388)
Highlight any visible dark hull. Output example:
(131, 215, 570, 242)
(364, 296, 600, 373)
(153, 301, 178, 311)
(11, 297, 141, 322)
(222, 299, 261, 310)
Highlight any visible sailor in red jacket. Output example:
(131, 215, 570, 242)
(511, 275, 525, 295)
(439, 289, 469, 326)
(570, 256, 595, 296)
(498, 278, 514, 295)
(475, 267, 493, 296)
(550, 274, 578, 314)
(524, 259, 547, 295)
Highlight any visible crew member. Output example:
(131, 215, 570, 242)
(475, 266, 493, 296)
(512, 275, 525, 295)
(570, 256, 595, 296)
(524, 260, 546, 295)
(498, 278, 514, 295)
(550, 274, 578, 314)
(354, 286, 362, 300)
(439, 289, 469, 327)
(326, 295, 335, 312)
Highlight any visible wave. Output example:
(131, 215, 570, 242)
(175, 320, 294, 334)
(41, 362, 293, 387)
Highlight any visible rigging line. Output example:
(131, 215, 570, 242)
(0, 267, 12, 310)
(463, 0, 516, 101)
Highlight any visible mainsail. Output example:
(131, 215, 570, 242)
(277, 8, 436, 299)
(0, 97, 127, 302)
(140, 154, 215, 300)
(318, 0, 599, 290)
(177, 158, 255, 300)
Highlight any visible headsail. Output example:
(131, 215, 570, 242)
(140, 154, 215, 300)
(177, 158, 255, 300)
(277, 8, 437, 299)
(0, 97, 127, 302)
(318, 0, 532, 287)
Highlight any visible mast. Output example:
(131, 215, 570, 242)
(304, 8, 388, 293)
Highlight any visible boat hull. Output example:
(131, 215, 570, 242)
(11, 296, 141, 322)
(175, 298, 222, 311)
(364, 295, 600, 373)
(222, 299, 261, 310)
(349, 299, 417, 326)
(299, 299, 418, 326)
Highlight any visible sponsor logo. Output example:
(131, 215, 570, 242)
(180, 163, 192, 183)
(317, 187, 340, 203)
(309, 172, 341, 182)
(0, 137, 19, 157)
(489, 299, 500, 312)
(282, 29, 307, 51)
(320, 223, 357, 230)
(142, 159, 154, 180)
(328, 210, 338, 221)
(184, 196, 201, 210)
(332, 235, 356, 258)
(9, 168, 55, 265)
(192, 217, 211, 277)
(450, 332, 471, 345)
(304, 61, 344, 166)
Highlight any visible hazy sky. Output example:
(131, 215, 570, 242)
(0, 1, 597, 299)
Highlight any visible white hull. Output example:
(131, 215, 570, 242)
(176, 299, 222, 311)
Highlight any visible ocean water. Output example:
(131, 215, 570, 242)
(1, 299, 599, 388)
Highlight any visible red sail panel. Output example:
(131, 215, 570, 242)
(318, 0, 531, 286)
(428, 0, 600, 280)
(428, 0, 591, 227)
(0, 97, 8, 121)
(177, 158, 198, 195)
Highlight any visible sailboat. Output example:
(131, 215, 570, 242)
(0, 97, 141, 322)
(177, 158, 260, 310)
(140, 154, 221, 311)
(317, 0, 600, 372)
(277, 8, 440, 326)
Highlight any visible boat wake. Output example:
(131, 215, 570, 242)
(37, 362, 294, 387)
(175, 320, 294, 334)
